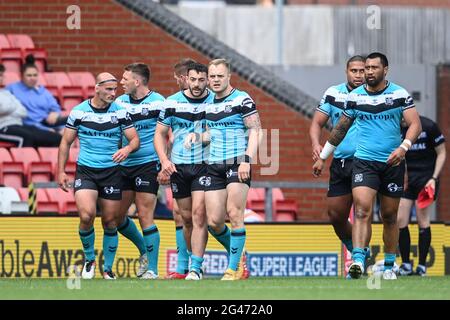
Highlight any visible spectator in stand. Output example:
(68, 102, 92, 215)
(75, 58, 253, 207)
(6, 55, 67, 136)
(0, 63, 61, 147)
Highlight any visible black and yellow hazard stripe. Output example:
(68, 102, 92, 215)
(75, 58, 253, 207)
(28, 182, 37, 215)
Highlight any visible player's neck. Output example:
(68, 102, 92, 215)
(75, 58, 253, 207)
(366, 80, 388, 93)
(90, 96, 110, 109)
(131, 87, 150, 100)
(215, 86, 233, 99)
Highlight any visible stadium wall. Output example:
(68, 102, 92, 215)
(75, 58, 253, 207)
(0, 217, 449, 278)
(0, 0, 328, 221)
(437, 65, 450, 222)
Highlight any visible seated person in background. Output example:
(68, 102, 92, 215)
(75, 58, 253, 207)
(6, 55, 67, 134)
(0, 63, 61, 147)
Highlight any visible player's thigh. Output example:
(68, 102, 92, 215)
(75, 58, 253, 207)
(176, 196, 193, 220)
(118, 190, 135, 221)
(98, 198, 122, 228)
(352, 186, 377, 217)
(135, 192, 157, 217)
(379, 193, 401, 221)
(205, 189, 227, 226)
(75, 189, 98, 221)
(327, 194, 353, 222)
(226, 182, 249, 213)
(397, 198, 414, 228)
(191, 190, 206, 225)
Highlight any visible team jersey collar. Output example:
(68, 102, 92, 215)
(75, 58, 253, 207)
(88, 99, 112, 113)
(182, 89, 210, 104)
(129, 90, 152, 104)
(213, 88, 236, 103)
(363, 80, 390, 96)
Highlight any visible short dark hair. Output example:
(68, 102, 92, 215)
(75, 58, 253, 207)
(21, 54, 38, 74)
(186, 62, 208, 76)
(124, 62, 150, 85)
(0, 64, 5, 73)
(346, 55, 365, 68)
(366, 52, 389, 67)
(174, 58, 197, 76)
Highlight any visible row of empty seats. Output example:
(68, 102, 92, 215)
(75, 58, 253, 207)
(1, 70, 95, 114)
(0, 34, 47, 73)
(0, 186, 76, 215)
(0, 147, 79, 188)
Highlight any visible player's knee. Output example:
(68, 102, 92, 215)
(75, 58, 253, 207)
(102, 216, 117, 229)
(354, 206, 371, 220)
(79, 211, 95, 227)
(381, 212, 397, 225)
(227, 207, 243, 221)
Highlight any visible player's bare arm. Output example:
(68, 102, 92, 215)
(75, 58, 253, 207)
(112, 126, 139, 163)
(387, 108, 422, 166)
(57, 128, 77, 192)
(309, 111, 329, 162)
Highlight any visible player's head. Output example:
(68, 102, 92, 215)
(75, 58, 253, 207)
(365, 52, 389, 88)
(21, 54, 39, 89)
(121, 63, 150, 95)
(0, 63, 5, 86)
(174, 58, 196, 90)
(95, 72, 118, 103)
(186, 62, 208, 98)
(346, 55, 365, 89)
(208, 58, 232, 95)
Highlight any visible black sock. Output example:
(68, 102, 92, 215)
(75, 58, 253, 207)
(418, 227, 431, 266)
(399, 227, 411, 263)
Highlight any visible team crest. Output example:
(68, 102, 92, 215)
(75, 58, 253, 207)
(224, 105, 232, 113)
(199, 176, 211, 187)
(385, 97, 394, 106)
(110, 115, 118, 124)
(141, 108, 149, 116)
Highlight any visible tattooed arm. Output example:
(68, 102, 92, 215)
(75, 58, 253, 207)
(328, 114, 354, 147)
(243, 112, 263, 162)
(312, 114, 354, 177)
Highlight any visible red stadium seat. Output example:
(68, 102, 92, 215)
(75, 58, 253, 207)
(44, 72, 83, 106)
(67, 72, 95, 99)
(0, 48, 22, 74)
(69, 148, 79, 163)
(0, 148, 24, 189)
(0, 141, 16, 148)
(0, 34, 11, 49)
(46, 188, 77, 214)
(61, 86, 84, 112)
(18, 187, 59, 214)
(38, 147, 76, 181)
(6, 34, 34, 49)
(9, 147, 53, 183)
(1, 71, 20, 86)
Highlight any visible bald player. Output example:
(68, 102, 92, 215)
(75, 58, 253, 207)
(58, 72, 140, 280)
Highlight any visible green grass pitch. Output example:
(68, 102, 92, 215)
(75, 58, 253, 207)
(0, 276, 449, 300)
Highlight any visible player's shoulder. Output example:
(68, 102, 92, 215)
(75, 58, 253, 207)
(325, 83, 347, 96)
(148, 91, 165, 102)
(72, 100, 90, 112)
(388, 82, 409, 97)
(166, 91, 184, 101)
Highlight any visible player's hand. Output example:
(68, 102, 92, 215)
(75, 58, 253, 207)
(58, 172, 70, 192)
(238, 162, 251, 182)
(312, 158, 325, 177)
(312, 144, 323, 162)
(46, 112, 60, 125)
(157, 171, 170, 185)
(387, 147, 406, 167)
(112, 146, 131, 163)
(161, 159, 177, 176)
(183, 133, 198, 150)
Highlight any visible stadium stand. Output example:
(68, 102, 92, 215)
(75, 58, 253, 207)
(0, 147, 25, 189)
(9, 147, 52, 184)
(0, 186, 27, 214)
(18, 187, 59, 214)
(46, 188, 77, 214)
